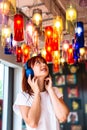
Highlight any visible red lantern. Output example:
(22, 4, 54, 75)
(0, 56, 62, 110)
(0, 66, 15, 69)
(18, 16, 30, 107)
(52, 38, 58, 51)
(14, 14, 24, 41)
(46, 52, 52, 62)
(16, 46, 22, 62)
(45, 26, 53, 38)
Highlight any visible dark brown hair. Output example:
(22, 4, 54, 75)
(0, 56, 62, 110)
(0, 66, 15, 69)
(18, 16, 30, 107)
(22, 55, 47, 94)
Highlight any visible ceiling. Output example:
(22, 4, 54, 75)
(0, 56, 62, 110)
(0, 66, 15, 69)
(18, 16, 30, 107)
(1, 0, 87, 46)
(16, 0, 87, 46)
(17, 0, 87, 27)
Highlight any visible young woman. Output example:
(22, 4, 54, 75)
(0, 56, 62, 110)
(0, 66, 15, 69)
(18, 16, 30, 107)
(13, 55, 69, 130)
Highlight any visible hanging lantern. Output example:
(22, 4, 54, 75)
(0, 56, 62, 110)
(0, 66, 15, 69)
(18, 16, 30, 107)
(32, 8, 42, 27)
(75, 22, 84, 48)
(52, 51, 60, 73)
(41, 47, 46, 59)
(53, 16, 63, 35)
(1, 25, 11, 46)
(66, 5, 77, 22)
(16, 46, 22, 62)
(21, 44, 30, 63)
(45, 26, 53, 38)
(0, 14, 9, 25)
(26, 20, 34, 46)
(4, 33, 13, 54)
(67, 45, 74, 64)
(14, 14, 24, 41)
(46, 52, 52, 63)
(0, 0, 16, 16)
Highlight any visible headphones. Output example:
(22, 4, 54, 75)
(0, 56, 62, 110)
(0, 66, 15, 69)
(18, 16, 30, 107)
(24, 61, 34, 78)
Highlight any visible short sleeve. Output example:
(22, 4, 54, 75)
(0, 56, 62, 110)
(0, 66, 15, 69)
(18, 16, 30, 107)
(53, 87, 63, 98)
(13, 92, 33, 118)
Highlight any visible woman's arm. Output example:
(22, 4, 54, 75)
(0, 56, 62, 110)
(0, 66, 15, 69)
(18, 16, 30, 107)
(19, 92, 41, 128)
(48, 88, 69, 123)
(45, 77, 69, 123)
(19, 76, 41, 128)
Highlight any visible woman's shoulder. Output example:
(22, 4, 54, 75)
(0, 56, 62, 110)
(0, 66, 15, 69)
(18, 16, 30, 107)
(14, 91, 33, 106)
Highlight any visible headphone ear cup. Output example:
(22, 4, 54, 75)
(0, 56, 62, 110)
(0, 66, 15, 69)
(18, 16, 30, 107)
(26, 68, 34, 78)
(24, 61, 34, 78)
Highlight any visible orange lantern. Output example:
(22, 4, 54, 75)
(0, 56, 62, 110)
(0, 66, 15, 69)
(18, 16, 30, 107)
(14, 14, 24, 41)
(22, 44, 30, 63)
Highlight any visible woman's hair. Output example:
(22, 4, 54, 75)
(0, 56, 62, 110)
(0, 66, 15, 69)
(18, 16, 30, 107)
(22, 55, 47, 94)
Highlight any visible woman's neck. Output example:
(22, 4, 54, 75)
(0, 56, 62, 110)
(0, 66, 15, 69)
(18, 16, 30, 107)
(37, 78, 45, 92)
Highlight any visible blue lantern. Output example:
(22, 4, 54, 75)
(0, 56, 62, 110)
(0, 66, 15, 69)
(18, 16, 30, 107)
(75, 22, 84, 48)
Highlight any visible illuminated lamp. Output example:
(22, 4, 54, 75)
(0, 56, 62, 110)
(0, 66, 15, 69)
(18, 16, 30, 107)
(4, 33, 13, 54)
(53, 16, 63, 35)
(75, 22, 84, 48)
(16, 46, 22, 62)
(26, 20, 34, 45)
(52, 38, 58, 51)
(66, 5, 77, 22)
(32, 8, 42, 27)
(41, 48, 46, 59)
(21, 44, 30, 63)
(67, 45, 74, 64)
(0, 0, 16, 16)
(46, 52, 52, 63)
(14, 14, 24, 41)
(52, 51, 60, 73)
(80, 47, 85, 56)
(45, 26, 53, 38)
(62, 40, 69, 51)
(1, 25, 11, 46)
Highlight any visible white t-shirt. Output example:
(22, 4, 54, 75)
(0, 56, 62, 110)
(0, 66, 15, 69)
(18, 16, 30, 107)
(13, 87, 63, 130)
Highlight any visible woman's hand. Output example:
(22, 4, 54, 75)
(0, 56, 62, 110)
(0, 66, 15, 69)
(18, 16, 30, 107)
(28, 75, 40, 95)
(45, 75, 53, 92)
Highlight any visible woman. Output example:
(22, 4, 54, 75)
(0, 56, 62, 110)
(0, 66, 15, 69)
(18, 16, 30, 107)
(13, 55, 69, 130)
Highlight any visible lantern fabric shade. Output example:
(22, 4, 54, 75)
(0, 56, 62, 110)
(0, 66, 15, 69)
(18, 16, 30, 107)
(0, 0, 16, 16)
(75, 22, 84, 48)
(14, 14, 24, 41)
(66, 5, 77, 22)
(32, 8, 42, 27)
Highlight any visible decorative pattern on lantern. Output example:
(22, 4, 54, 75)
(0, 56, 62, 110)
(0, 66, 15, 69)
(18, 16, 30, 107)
(14, 14, 24, 41)
(0, 0, 16, 16)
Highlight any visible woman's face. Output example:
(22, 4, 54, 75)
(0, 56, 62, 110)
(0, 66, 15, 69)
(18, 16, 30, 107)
(32, 58, 49, 78)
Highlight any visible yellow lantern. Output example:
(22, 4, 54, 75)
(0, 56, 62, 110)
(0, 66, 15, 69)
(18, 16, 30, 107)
(66, 5, 77, 22)
(32, 8, 42, 27)
(1, 25, 11, 46)
(0, 0, 16, 16)
(53, 16, 63, 35)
